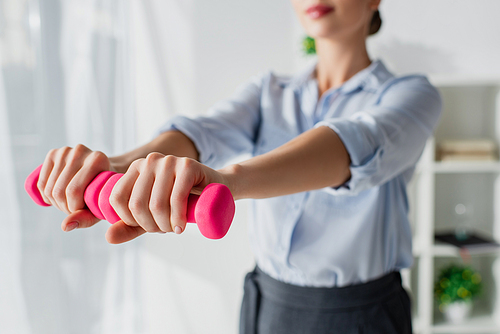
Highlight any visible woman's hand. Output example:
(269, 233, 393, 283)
(37, 144, 117, 231)
(105, 152, 231, 244)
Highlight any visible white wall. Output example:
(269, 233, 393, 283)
(132, 0, 297, 145)
(367, 0, 500, 77)
(293, 0, 500, 78)
(130, 0, 500, 333)
(131, 1, 296, 333)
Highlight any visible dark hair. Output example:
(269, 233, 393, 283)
(369, 10, 382, 35)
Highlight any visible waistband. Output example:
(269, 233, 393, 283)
(249, 266, 403, 310)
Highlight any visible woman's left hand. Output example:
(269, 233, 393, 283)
(102, 153, 230, 244)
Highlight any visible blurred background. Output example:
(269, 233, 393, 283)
(1, 0, 500, 333)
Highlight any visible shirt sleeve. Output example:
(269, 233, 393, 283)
(315, 75, 442, 195)
(155, 72, 266, 169)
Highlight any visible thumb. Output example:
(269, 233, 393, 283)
(105, 220, 147, 244)
(61, 209, 101, 232)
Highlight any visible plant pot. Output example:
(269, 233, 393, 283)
(443, 301, 473, 324)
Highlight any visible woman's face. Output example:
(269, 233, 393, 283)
(290, 0, 380, 40)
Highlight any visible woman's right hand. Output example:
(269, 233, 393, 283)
(37, 144, 114, 231)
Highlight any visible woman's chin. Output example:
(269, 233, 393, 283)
(304, 24, 339, 40)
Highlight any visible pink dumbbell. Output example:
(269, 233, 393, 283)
(25, 164, 235, 239)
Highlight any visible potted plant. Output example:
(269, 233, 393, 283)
(302, 36, 316, 55)
(434, 264, 483, 324)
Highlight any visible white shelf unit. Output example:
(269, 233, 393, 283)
(406, 76, 500, 334)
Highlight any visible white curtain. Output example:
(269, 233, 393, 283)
(0, 0, 142, 333)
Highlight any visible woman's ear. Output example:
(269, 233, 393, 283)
(369, 0, 381, 11)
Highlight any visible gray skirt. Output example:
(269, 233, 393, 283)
(239, 267, 412, 334)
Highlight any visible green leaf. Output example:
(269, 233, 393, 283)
(434, 263, 483, 304)
(302, 36, 316, 56)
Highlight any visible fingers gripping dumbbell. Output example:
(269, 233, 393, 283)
(25, 165, 235, 239)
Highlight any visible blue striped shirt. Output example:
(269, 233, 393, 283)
(156, 59, 442, 287)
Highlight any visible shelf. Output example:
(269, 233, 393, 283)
(432, 314, 500, 333)
(413, 242, 500, 257)
(410, 77, 500, 334)
(415, 161, 500, 174)
(428, 74, 500, 87)
(413, 246, 500, 258)
(432, 244, 500, 257)
(432, 161, 500, 173)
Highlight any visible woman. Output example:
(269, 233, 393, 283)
(36, 0, 441, 333)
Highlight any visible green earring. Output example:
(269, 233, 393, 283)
(302, 36, 316, 55)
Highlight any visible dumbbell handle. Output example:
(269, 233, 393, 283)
(25, 164, 235, 239)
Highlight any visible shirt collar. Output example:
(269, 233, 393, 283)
(288, 59, 392, 95)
